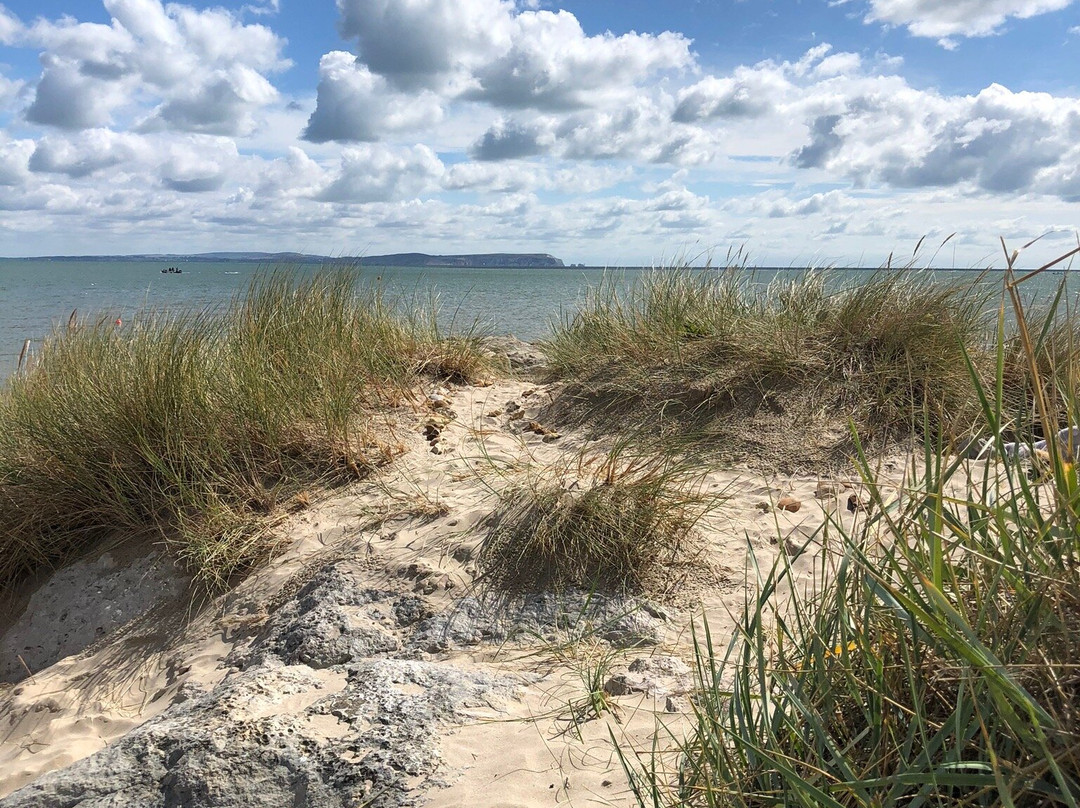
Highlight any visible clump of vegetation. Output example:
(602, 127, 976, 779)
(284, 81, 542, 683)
(617, 245, 1080, 806)
(0, 269, 492, 592)
(477, 446, 714, 595)
(544, 267, 997, 468)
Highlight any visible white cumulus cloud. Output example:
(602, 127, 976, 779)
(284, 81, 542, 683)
(160, 136, 240, 193)
(303, 52, 444, 143)
(142, 65, 279, 135)
(0, 73, 22, 108)
(255, 147, 330, 198)
(318, 144, 444, 203)
(336, 0, 514, 91)
(308, 0, 693, 144)
(674, 69, 792, 122)
(25, 55, 133, 129)
(0, 3, 22, 44)
(862, 0, 1076, 42)
(791, 81, 1080, 197)
(22, 0, 288, 134)
(470, 120, 551, 161)
(0, 137, 34, 185)
(29, 129, 148, 177)
(466, 9, 693, 110)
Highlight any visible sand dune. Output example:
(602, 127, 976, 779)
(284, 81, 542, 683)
(0, 374, 918, 806)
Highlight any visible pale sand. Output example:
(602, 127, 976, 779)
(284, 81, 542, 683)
(0, 374, 941, 803)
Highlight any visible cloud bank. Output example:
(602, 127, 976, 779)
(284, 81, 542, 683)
(0, 0, 1077, 265)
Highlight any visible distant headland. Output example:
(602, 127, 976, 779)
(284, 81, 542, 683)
(13, 251, 567, 268)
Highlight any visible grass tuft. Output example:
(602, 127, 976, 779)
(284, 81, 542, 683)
(477, 445, 714, 595)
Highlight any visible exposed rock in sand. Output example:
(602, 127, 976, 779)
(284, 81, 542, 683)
(0, 550, 672, 807)
(847, 492, 868, 513)
(814, 479, 851, 499)
(408, 590, 673, 654)
(1, 557, 528, 808)
(604, 656, 692, 699)
(1, 657, 523, 808)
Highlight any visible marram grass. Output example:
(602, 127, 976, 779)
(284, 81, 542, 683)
(477, 443, 717, 595)
(615, 245, 1080, 807)
(0, 269, 493, 592)
(544, 268, 1003, 468)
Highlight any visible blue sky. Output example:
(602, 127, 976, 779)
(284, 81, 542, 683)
(1, 0, 1079, 266)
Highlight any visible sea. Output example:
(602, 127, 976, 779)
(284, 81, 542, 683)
(0, 259, 1072, 380)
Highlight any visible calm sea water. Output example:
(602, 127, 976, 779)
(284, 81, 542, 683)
(0, 260, 625, 376)
(0, 259, 1071, 379)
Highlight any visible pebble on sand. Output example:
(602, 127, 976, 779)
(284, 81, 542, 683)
(777, 496, 801, 513)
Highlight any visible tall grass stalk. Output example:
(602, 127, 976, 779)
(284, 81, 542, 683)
(0, 268, 492, 592)
(617, 245, 1080, 806)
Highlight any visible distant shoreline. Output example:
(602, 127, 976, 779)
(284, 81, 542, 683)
(0, 255, 1048, 273)
(1, 251, 569, 269)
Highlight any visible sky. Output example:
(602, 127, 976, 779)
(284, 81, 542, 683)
(1, 0, 1079, 266)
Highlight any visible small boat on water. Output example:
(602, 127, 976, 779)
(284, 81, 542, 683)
(160, 267, 183, 274)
